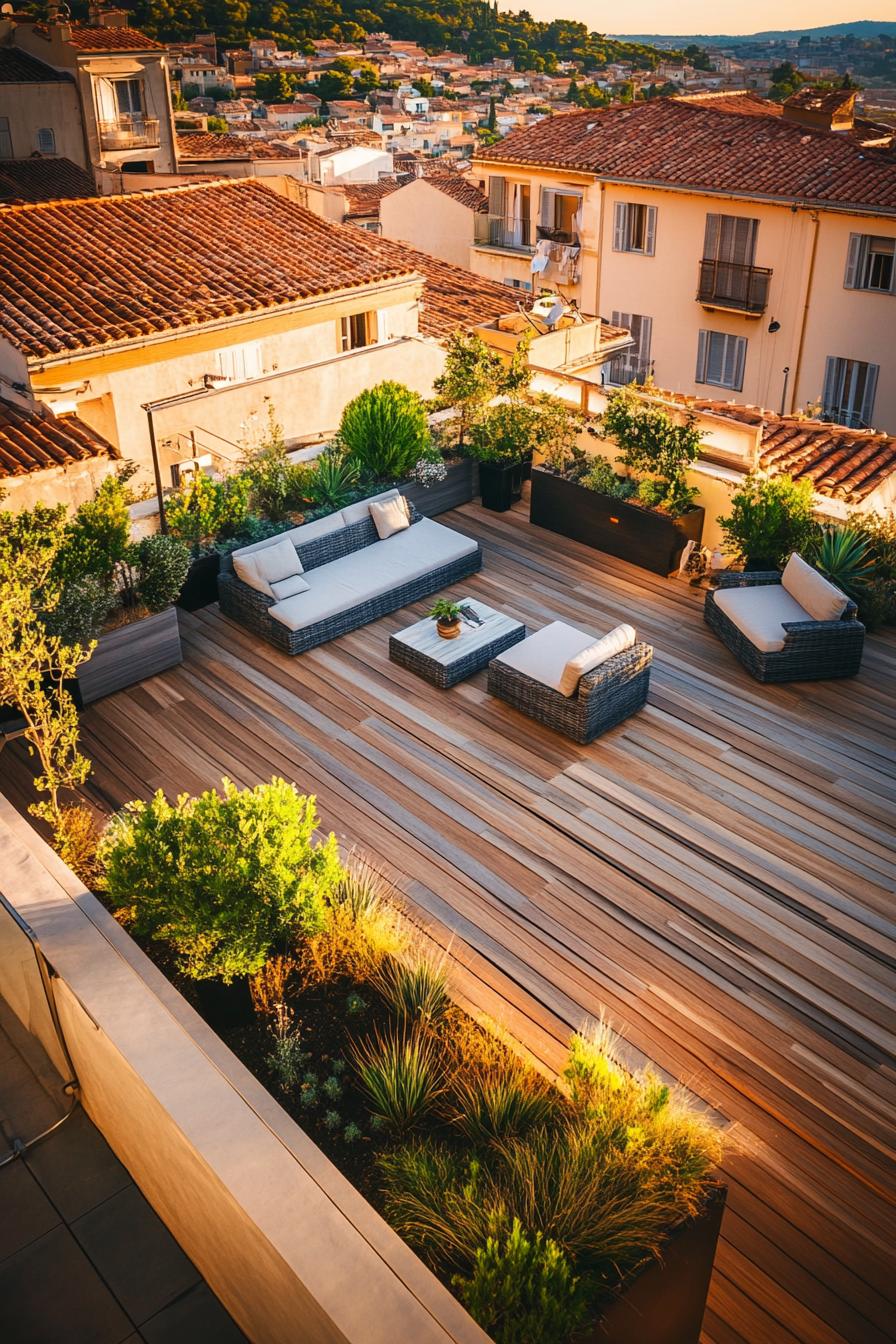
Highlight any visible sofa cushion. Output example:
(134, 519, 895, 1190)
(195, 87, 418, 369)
(713, 584, 812, 653)
(270, 573, 310, 601)
(231, 510, 346, 564)
(557, 623, 636, 696)
(781, 553, 848, 622)
(341, 488, 402, 527)
(370, 495, 410, 540)
(492, 621, 597, 693)
(268, 517, 478, 634)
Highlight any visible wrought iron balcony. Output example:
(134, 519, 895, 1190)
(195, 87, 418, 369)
(474, 213, 534, 253)
(99, 115, 161, 151)
(697, 258, 772, 315)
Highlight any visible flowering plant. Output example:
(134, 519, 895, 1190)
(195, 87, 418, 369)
(410, 456, 448, 488)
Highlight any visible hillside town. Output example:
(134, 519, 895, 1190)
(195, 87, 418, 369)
(0, 5, 895, 1344)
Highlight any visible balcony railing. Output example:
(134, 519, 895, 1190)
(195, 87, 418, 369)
(604, 356, 653, 388)
(99, 115, 161, 151)
(697, 259, 772, 315)
(474, 213, 534, 253)
(536, 223, 579, 247)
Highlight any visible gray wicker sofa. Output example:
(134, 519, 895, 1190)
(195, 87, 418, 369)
(704, 565, 864, 682)
(218, 489, 483, 655)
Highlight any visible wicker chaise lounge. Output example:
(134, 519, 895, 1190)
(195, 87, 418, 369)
(219, 489, 482, 655)
(704, 554, 864, 683)
(488, 620, 653, 743)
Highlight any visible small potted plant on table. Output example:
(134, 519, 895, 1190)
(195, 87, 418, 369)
(429, 598, 463, 639)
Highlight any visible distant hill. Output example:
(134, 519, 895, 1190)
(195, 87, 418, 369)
(614, 20, 896, 45)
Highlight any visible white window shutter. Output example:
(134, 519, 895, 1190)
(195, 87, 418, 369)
(376, 310, 389, 343)
(695, 330, 708, 383)
(644, 206, 657, 256)
(613, 202, 627, 252)
(640, 315, 653, 364)
(860, 363, 879, 426)
(843, 234, 863, 289)
(703, 214, 721, 260)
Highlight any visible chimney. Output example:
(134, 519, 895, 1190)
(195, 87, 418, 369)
(782, 86, 856, 133)
(87, 4, 129, 27)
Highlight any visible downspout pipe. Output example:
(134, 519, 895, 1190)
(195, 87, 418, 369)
(788, 210, 820, 415)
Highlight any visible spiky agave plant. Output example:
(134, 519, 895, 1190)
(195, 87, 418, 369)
(810, 526, 874, 605)
(352, 1027, 444, 1134)
(373, 955, 450, 1026)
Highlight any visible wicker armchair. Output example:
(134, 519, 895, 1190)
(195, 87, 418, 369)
(704, 571, 865, 683)
(488, 642, 653, 743)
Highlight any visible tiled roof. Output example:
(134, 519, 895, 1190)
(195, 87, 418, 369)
(34, 23, 164, 51)
(425, 175, 488, 212)
(0, 158, 97, 204)
(476, 99, 896, 214)
(176, 132, 304, 160)
(343, 180, 401, 218)
(785, 86, 855, 116)
(675, 90, 780, 117)
(662, 394, 896, 504)
(0, 398, 118, 478)
(0, 48, 72, 82)
(0, 180, 419, 360)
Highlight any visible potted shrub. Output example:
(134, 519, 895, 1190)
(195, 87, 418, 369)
(466, 401, 541, 511)
(36, 472, 190, 704)
(429, 598, 463, 640)
(530, 389, 705, 575)
(718, 473, 817, 571)
(167, 470, 253, 610)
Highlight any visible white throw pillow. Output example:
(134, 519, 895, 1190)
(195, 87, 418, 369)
(342, 488, 401, 526)
(557, 623, 637, 697)
(270, 573, 310, 601)
(233, 537, 302, 596)
(369, 495, 410, 540)
(781, 553, 847, 622)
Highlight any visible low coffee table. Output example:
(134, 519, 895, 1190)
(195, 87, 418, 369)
(389, 597, 526, 689)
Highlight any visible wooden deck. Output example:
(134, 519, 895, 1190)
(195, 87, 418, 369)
(4, 499, 895, 1344)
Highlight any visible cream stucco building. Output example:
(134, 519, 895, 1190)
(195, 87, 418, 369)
(468, 91, 896, 435)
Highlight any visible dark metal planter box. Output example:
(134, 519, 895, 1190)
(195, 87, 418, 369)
(402, 459, 476, 517)
(177, 550, 222, 612)
(592, 1182, 726, 1343)
(530, 469, 705, 576)
(478, 460, 525, 512)
(76, 606, 183, 706)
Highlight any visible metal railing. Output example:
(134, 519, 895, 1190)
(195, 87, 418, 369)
(697, 259, 772, 315)
(474, 213, 534, 253)
(99, 115, 161, 150)
(604, 356, 653, 387)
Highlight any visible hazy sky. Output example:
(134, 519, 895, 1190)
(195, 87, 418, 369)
(506, 1, 895, 36)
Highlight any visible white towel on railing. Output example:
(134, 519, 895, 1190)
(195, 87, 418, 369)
(531, 239, 551, 274)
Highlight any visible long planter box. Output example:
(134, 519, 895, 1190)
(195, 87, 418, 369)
(76, 606, 182, 706)
(177, 550, 222, 612)
(530, 469, 705, 576)
(402, 459, 476, 517)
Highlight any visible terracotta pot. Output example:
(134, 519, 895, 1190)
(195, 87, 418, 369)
(436, 617, 461, 640)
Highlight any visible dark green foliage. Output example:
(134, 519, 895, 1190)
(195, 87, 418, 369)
(42, 574, 114, 645)
(308, 447, 361, 511)
(166, 471, 252, 553)
(135, 534, 190, 612)
(99, 777, 345, 982)
(453, 1218, 587, 1344)
(337, 382, 431, 480)
(718, 474, 817, 568)
(352, 1028, 444, 1133)
(601, 388, 703, 510)
(466, 401, 539, 465)
(808, 526, 874, 604)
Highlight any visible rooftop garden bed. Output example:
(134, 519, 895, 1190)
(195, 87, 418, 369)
(85, 776, 725, 1344)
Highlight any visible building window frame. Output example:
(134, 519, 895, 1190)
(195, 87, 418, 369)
(844, 233, 896, 295)
(339, 312, 375, 352)
(695, 329, 747, 392)
(605, 312, 653, 386)
(36, 128, 56, 155)
(821, 356, 879, 428)
(612, 201, 657, 256)
(0, 116, 12, 159)
(215, 341, 263, 384)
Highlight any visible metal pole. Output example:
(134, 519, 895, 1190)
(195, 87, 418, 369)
(144, 404, 168, 534)
(780, 367, 790, 418)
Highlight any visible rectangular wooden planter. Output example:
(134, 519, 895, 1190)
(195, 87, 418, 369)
(402, 459, 476, 517)
(530, 469, 705, 576)
(177, 551, 222, 612)
(76, 606, 183, 707)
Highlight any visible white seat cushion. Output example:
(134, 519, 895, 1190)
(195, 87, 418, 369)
(714, 584, 812, 653)
(493, 621, 597, 693)
(342, 488, 402, 526)
(781, 553, 848, 622)
(557, 623, 636, 696)
(269, 518, 478, 633)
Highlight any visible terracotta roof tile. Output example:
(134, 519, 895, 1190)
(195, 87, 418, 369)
(342, 179, 402, 217)
(0, 398, 118, 478)
(35, 23, 164, 51)
(0, 158, 97, 205)
(0, 180, 419, 360)
(476, 99, 896, 214)
(424, 175, 488, 212)
(176, 132, 304, 160)
(0, 48, 72, 82)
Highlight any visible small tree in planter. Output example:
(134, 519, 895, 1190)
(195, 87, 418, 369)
(337, 381, 431, 482)
(166, 470, 253, 556)
(718, 474, 816, 570)
(433, 329, 532, 454)
(601, 388, 703, 516)
(100, 777, 345, 983)
(469, 396, 583, 512)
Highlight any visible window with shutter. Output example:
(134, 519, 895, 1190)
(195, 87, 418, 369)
(215, 341, 263, 383)
(695, 330, 747, 391)
(821, 356, 879, 427)
(605, 312, 652, 385)
(843, 232, 895, 293)
(612, 201, 656, 255)
(36, 128, 56, 155)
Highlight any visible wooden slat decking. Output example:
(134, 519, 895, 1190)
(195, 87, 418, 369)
(3, 499, 894, 1343)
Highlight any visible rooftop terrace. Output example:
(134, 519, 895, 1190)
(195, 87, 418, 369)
(3, 499, 894, 1344)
